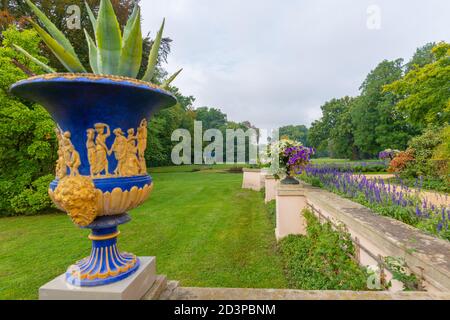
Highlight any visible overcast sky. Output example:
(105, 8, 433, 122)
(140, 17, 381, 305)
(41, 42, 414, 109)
(140, 0, 450, 130)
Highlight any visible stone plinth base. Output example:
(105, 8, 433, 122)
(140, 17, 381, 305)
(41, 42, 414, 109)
(265, 175, 278, 203)
(242, 168, 263, 191)
(275, 184, 307, 241)
(39, 257, 157, 300)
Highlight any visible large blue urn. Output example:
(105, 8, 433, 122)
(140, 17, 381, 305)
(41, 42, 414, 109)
(11, 73, 176, 286)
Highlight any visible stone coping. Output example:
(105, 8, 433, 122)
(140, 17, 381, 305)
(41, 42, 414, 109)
(167, 287, 450, 300)
(242, 168, 262, 173)
(277, 183, 306, 197)
(304, 184, 450, 292)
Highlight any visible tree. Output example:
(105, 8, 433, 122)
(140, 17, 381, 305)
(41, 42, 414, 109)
(308, 97, 359, 159)
(406, 42, 435, 73)
(279, 125, 308, 146)
(384, 42, 450, 127)
(308, 119, 328, 157)
(351, 59, 418, 157)
(195, 107, 227, 130)
(146, 85, 196, 167)
(0, 26, 56, 215)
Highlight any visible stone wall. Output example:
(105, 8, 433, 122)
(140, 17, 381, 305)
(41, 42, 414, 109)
(275, 182, 450, 293)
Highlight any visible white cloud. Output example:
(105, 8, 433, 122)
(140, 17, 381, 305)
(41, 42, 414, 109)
(141, 0, 450, 130)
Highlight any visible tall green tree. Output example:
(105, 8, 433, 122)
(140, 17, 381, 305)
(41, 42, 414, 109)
(146, 85, 196, 167)
(351, 59, 418, 157)
(385, 42, 450, 127)
(279, 125, 308, 146)
(308, 97, 359, 159)
(195, 107, 227, 130)
(308, 118, 328, 157)
(406, 42, 435, 73)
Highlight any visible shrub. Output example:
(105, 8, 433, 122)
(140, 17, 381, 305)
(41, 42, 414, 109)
(388, 149, 415, 173)
(404, 127, 444, 178)
(0, 26, 57, 216)
(8, 175, 55, 215)
(279, 209, 369, 290)
(432, 125, 450, 179)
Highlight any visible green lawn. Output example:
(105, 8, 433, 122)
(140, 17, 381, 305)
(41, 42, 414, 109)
(0, 170, 286, 300)
(149, 163, 247, 173)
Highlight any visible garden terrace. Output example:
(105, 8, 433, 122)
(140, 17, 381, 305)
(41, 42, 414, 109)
(0, 170, 286, 299)
(290, 182, 450, 292)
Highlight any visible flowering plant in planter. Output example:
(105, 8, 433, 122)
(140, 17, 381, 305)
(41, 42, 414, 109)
(284, 145, 315, 174)
(268, 139, 315, 184)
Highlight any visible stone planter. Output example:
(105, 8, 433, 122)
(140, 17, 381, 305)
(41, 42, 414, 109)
(10, 73, 176, 287)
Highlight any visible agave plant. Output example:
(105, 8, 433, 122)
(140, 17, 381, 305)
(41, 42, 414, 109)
(14, 0, 181, 89)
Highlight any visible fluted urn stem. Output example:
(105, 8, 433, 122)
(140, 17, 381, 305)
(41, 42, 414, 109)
(66, 215, 140, 287)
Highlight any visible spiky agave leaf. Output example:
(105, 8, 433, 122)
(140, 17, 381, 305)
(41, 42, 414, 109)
(85, 1, 97, 31)
(142, 18, 165, 82)
(161, 68, 183, 89)
(13, 44, 56, 73)
(95, 0, 122, 75)
(28, 19, 86, 73)
(25, 0, 78, 59)
(123, 5, 139, 40)
(118, 6, 142, 78)
(84, 29, 99, 73)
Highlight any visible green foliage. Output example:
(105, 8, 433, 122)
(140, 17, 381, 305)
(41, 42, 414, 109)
(402, 126, 445, 179)
(385, 42, 450, 127)
(19, 0, 181, 83)
(279, 125, 308, 146)
(384, 257, 421, 291)
(351, 59, 418, 157)
(3, 1, 172, 77)
(406, 42, 436, 73)
(146, 102, 195, 167)
(389, 176, 449, 193)
(0, 26, 56, 216)
(94, 0, 123, 75)
(196, 107, 228, 130)
(279, 209, 369, 290)
(308, 97, 359, 159)
(309, 42, 448, 162)
(142, 18, 164, 82)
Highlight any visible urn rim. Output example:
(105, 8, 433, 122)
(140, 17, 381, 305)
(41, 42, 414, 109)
(10, 72, 177, 104)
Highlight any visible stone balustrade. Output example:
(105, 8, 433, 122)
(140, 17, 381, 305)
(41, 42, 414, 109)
(275, 181, 450, 293)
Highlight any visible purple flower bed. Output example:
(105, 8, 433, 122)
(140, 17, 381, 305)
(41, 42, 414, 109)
(310, 161, 387, 173)
(301, 166, 450, 241)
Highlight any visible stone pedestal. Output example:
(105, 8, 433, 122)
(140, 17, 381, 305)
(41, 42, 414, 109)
(39, 257, 157, 300)
(275, 183, 307, 241)
(264, 175, 278, 203)
(242, 168, 263, 191)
